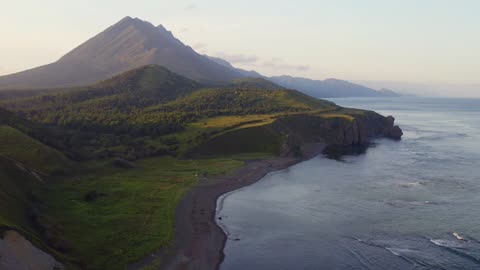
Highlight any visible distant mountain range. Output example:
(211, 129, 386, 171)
(0, 16, 399, 98)
(269, 76, 400, 98)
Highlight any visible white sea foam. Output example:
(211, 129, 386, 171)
(430, 239, 465, 248)
(453, 232, 467, 241)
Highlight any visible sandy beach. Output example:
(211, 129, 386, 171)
(130, 143, 326, 270)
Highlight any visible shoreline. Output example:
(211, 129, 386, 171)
(129, 143, 326, 270)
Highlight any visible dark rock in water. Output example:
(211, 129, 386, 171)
(383, 116, 403, 140)
(385, 115, 395, 126)
(113, 158, 135, 169)
(387, 125, 403, 140)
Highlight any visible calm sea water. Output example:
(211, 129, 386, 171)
(217, 97, 480, 270)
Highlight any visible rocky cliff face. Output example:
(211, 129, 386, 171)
(273, 111, 403, 148)
(189, 110, 402, 158)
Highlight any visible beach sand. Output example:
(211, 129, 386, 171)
(130, 143, 325, 270)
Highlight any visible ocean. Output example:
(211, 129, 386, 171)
(217, 97, 480, 270)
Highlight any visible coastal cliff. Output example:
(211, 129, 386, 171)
(192, 110, 403, 157)
(274, 111, 403, 147)
(149, 110, 404, 270)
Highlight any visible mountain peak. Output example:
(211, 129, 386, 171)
(157, 24, 168, 31)
(113, 16, 156, 32)
(0, 17, 248, 89)
(119, 16, 133, 22)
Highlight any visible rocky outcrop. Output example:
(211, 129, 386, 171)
(189, 110, 403, 157)
(383, 116, 403, 140)
(273, 111, 403, 148)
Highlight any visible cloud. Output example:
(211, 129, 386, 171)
(260, 58, 310, 72)
(178, 27, 190, 33)
(183, 4, 197, 11)
(193, 42, 207, 50)
(214, 52, 259, 65)
(211, 53, 310, 73)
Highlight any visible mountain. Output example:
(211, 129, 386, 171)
(0, 16, 398, 99)
(269, 76, 401, 98)
(0, 17, 249, 90)
(202, 56, 400, 98)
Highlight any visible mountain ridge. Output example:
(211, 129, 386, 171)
(269, 75, 400, 98)
(0, 16, 400, 98)
(0, 17, 247, 89)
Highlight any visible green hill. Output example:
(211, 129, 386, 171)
(147, 87, 336, 115)
(0, 125, 70, 175)
(1, 65, 340, 160)
(2, 65, 200, 118)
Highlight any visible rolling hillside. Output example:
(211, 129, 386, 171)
(1, 65, 340, 160)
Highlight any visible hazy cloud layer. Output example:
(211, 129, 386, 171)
(183, 4, 197, 11)
(193, 42, 207, 50)
(260, 58, 310, 72)
(214, 52, 259, 65)
(213, 53, 310, 73)
(178, 27, 190, 33)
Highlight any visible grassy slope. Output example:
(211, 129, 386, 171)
(190, 124, 283, 157)
(38, 156, 243, 269)
(0, 132, 76, 268)
(0, 158, 38, 229)
(0, 125, 70, 175)
(0, 121, 247, 269)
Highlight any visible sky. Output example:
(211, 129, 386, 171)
(1, 0, 479, 97)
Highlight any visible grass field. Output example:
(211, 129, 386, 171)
(37, 156, 243, 269)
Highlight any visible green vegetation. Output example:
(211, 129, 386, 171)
(0, 151, 75, 269)
(0, 65, 379, 269)
(230, 77, 285, 90)
(0, 158, 39, 230)
(37, 156, 243, 269)
(1, 66, 339, 160)
(0, 125, 70, 175)
(190, 124, 283, 157)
